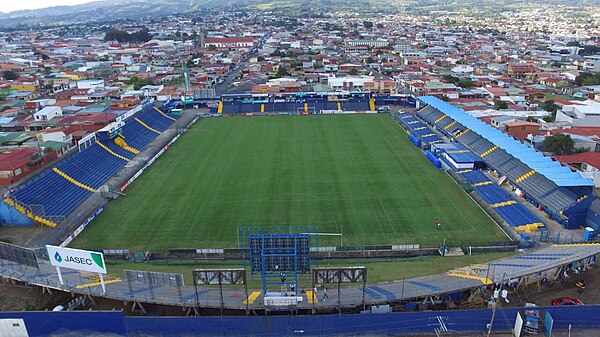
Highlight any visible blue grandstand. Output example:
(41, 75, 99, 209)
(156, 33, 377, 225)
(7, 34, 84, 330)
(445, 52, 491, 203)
(394, 111, 443, 147)
(3, 104, 180, 227)
(458, 170, 543, 232)
(417, 96, 594, 229)
(218, 92, 375, 114)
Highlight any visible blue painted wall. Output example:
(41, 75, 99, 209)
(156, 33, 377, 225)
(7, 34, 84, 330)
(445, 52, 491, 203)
(125, 305, 600, 336)
(0, 311, 127, 337)
(0, 200, 33, 226)
(3, 305, 600, 337)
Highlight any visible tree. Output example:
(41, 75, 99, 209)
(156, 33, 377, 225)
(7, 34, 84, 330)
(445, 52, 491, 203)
(580, 45, 600, 56)
(206, 44, 217, 51)
(582, 76, 600, 86)
(270, 50, 283, 57)
(376, 23, 384, 29)
(443, 74, 459, 84)
(575, 72, 600, 86)
(128, 76, 154, 90)
(104, 27, 152, 43)
(130, 28, 152, 43)
(348, 69, 359, 75)
(275, 67, 289, 77)
(363, 21, 374, 29)
(542, 133, 575, 155)
(2, 70, 19, 80)
(494, 100, 508, 110)
(539, 99, 559, 113)
(457, 78, 473, 88)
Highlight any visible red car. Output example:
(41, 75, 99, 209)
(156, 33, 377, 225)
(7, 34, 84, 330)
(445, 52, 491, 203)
(551, 297, 584, 306)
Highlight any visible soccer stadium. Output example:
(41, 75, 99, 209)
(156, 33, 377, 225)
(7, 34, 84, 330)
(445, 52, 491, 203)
(2, 92, 600, 335)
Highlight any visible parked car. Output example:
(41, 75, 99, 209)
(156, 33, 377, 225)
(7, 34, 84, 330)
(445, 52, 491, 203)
(551, 297, 583, 306)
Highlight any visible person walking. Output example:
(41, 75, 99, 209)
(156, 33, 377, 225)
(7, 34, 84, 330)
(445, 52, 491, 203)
(322, 287, 329, 301)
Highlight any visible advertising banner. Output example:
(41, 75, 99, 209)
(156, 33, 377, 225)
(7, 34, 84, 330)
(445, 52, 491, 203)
(46, 245, 106, 274)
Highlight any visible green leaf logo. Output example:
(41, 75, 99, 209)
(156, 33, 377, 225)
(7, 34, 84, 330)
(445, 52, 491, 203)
(91, 253, 104, 270)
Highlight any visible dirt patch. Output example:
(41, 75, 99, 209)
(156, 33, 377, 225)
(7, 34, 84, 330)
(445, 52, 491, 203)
(0, 282, 70, 311)
(510, 264, 600, 307)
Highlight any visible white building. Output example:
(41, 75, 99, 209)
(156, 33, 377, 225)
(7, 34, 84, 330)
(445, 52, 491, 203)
(451, 65, 474, 74)
(77, 79, 105, 90)
(556, 100, 600, 127)
(37, 129, 72, 146)
(33, 106, 62, 121)
(347, 40, 388, 48)
(327, 76, 374, 91)
(583, 55, 600, 72)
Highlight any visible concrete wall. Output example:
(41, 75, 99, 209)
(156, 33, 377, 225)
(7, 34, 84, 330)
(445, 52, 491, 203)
(0, 200, 33, 226)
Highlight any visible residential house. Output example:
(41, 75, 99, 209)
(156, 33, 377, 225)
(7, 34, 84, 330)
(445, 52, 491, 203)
(504, 120, 540, 141)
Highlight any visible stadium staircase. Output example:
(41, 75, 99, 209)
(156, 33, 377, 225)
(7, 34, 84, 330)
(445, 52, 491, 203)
(3, 105, 180, 228)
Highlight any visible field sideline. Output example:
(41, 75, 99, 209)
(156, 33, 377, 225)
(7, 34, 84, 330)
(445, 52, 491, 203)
(73, 114, 507, 251)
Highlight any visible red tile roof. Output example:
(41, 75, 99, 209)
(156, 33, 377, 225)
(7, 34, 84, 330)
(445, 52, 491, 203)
(504, 120, 538, 127)
(0, 148, 37, 170)
(205, 37, 254, 43)
(549, 127, 600, 138)
(552, 98, 583, 106)
(555, 152, 600, 170)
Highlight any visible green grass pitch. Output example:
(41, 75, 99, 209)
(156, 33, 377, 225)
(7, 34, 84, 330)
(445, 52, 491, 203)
(72, 114, 507, 251)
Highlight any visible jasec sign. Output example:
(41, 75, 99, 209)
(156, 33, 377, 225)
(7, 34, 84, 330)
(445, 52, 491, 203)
(46, 245, 107, 274)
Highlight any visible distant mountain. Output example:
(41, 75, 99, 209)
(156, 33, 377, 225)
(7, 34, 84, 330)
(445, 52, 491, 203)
(0, 0, 250, 29)
(0, 0, 598, 29)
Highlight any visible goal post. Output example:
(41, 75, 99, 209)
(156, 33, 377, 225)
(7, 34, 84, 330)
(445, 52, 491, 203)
(302, 232, 343, 248)
(296, 106, 316, 114)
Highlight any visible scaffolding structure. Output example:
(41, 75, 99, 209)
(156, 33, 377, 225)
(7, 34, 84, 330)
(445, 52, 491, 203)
(243, 226, 317, 308)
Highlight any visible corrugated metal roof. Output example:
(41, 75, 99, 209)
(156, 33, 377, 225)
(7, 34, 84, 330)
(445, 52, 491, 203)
(420, 96, 594, 187)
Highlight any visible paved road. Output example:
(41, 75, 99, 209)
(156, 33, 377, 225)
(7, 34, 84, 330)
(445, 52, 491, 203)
(1, 243, 599, 312)
(214, 33, 271, 96)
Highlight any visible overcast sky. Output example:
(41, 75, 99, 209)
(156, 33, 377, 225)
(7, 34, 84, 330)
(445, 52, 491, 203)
(1, 0, 100, 13)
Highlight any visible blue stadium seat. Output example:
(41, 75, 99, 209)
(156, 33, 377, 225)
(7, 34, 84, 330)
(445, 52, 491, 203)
(9, 105, 179, 222)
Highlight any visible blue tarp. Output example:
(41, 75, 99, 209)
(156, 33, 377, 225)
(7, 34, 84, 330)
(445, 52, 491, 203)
(420, 96, 594, 187)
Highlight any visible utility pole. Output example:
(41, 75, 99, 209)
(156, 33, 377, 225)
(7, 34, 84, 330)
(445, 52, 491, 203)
(487, 277, 505, 337)
(486, 299, 497, 337)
